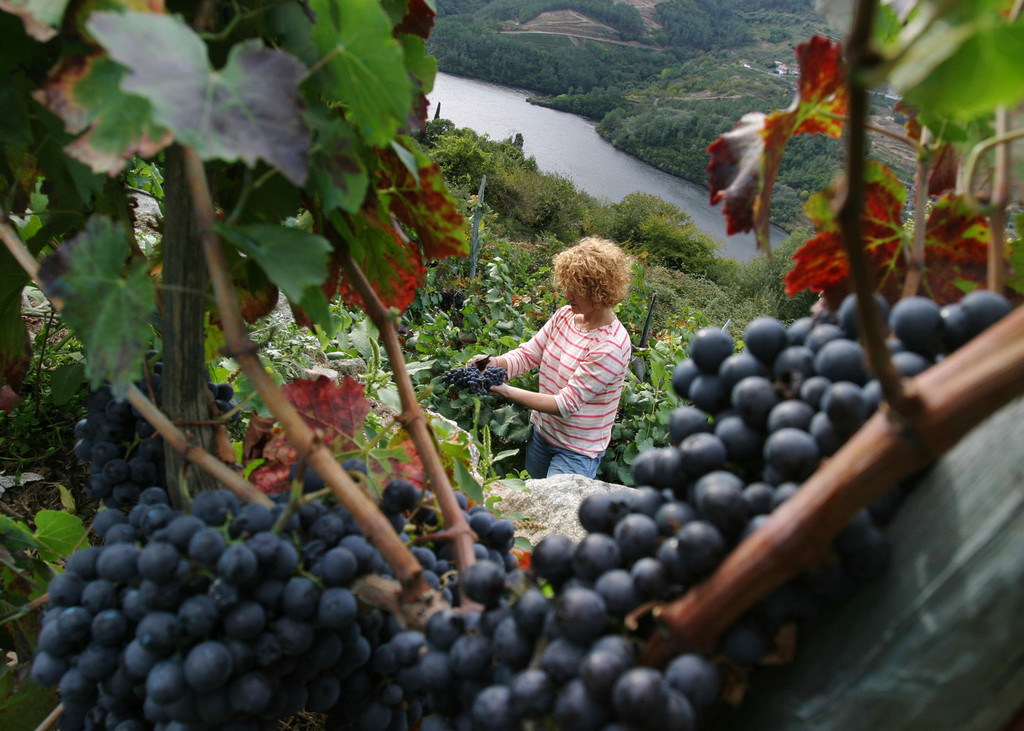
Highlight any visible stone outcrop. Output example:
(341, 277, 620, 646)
(486, 474, 630, 545)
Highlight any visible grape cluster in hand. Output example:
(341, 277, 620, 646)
(441, 365, 507, 395)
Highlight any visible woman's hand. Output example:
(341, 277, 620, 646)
(466, 354, 491, 371)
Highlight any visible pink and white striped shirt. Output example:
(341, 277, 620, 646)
(501, 305, 631, 457)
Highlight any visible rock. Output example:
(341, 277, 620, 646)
(304, 366, 340, 382)
(487, 474, 630, 545)
(331, 359, 368, 378)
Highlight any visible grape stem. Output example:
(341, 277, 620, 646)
(335, 242, 481, 587)
(180, 148, 435, 605)
(0, 208, 273, 508)
(641, 303, 1024, 665)
(33, 703, 63, 731)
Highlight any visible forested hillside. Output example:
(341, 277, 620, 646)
(427, 0, 903, 230)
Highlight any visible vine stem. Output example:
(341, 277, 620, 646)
(125, 384, 272, 507)
(641, 302, 1024, 665)
(901, 127, 931, 298)
(0, 206, 274, 508)
(33, 703, 63, 731)
(987, 106, 1011, 293)
(336, 242, 480, 580)
(179, 148, 435, 606)
(837, 0, 916, 423)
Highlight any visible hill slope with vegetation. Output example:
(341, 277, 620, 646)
(428, 0, 907, 230)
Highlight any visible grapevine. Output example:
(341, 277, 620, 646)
(1, 0, 1024, 727)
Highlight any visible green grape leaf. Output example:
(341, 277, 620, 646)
(378, 141, 469, 260)
(87, 11, 310, 185)
(32, 509, 86, 563)
(306, 101, 368, 215)
(892, 10, 1024, 125)
(305, 0, 413, 147)
(333, 212, 426, 313)
(0, 667, 59, 730)
(216, 223, 332, 311)
(453, 459, 482, 505)
(33, 53, 172, 176)
(37, 216, 154, 396)
(0, 0, 69, 40)
(49, 362, 86, 405)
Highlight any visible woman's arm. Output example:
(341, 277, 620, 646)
(489, 383, 561, 415)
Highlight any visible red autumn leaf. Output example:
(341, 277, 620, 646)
(708, 36, 848, 249)
(283, 375, 370, 452)
(914, 193, 990, 304)
(377, 141, 469, 261)
(249, 431, 298, 494)
(242, 414, 278, 464)
(394, 0, 435, 39)
(335, 212, 427, 313)
(785, 161, 906, 308)
(0, 384, 23, 413)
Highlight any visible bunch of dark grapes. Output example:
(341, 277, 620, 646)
(72, 358, 239, 511)
(439, 290, 466, 313)
(34, 471, 526, 731)
(43, 290, 1012, 730)
(441, 365, 507, 396)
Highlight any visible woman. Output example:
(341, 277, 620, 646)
(471, 237, 632, 479)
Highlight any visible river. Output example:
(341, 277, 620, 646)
(426, 72, 787, 262)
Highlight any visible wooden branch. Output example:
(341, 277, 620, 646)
(336, 243, 480, 579)
(125, 384, 272, 507)
(837, 0, 914, 424)
(179, 148, 433, 603)
(640, 303, 1024, 666)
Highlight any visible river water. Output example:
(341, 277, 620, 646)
(426, 72, 787, 262)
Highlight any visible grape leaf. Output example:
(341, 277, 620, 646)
(0, 248, 32, 401)
(87, 11, 310, 185)
(290, 259, 341, 330)
(914, 193, 990, 303)
(249, 376, 373, 494)
(708, 36, 848, 249)
(32, 53, 172, 176)
(229, 256, 279, 325)
(378, 140, 469, 260)
(333, 212, 426, 313)
(37, 216, 154, 396)
(306, 101, 368, 215)
(784, 161, 906, 308)
(283, 375, 369, 453)
(891, 10, 1024, 125)
(365, 436, 425, 492)
(305, 0, 413, 147)
(0, 0, 69, 40)
(32, 509, 86, 563)
(394, 0, 436, 39)
(216, 224, 332, 315)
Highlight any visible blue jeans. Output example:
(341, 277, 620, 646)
(524, 429, 604, 479)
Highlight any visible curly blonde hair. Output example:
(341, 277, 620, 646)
(552, 237, 632, 307)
